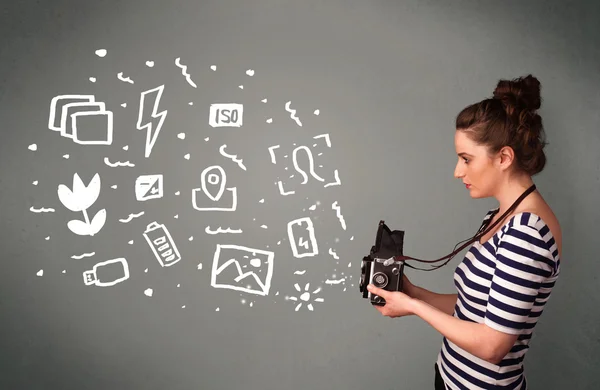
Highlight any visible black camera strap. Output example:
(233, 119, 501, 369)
(395, 184, 537, 271)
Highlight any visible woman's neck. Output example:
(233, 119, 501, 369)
(495, 173, 536, 216)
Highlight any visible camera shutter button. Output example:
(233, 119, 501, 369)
(392, 267, 399, 275)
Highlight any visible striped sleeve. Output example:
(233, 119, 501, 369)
(483, 224, 554, 335)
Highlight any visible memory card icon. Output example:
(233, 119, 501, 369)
(143, 221, 181, 267)
(135, 174, 163, 201)
(287, 217, 319, 258)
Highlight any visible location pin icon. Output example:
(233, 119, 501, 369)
(201, 165, 226, 201)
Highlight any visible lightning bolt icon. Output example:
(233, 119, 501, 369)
(137, 85, 167, 158)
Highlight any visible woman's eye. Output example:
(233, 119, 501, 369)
(463, 158, 469, 163)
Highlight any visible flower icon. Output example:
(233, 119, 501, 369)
(287, 282, 324, 311)
(58, 173, 106, 236)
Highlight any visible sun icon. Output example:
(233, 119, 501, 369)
(287, 282, 324, 311)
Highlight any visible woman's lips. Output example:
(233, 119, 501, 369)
(465, 184, 471, 189)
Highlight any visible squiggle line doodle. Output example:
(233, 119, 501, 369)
(71, 252, 96, 259)
(294, 270, 307, 275)
(219, 145, 247, 171)
(331, 201, 346, 230)
(175, 57, 197, 88)
(104, 157, 135, 167)
(328, 248, 339, 259)
(117, 72, 134, 84)
(118, 211, 145, 223)
(30, 206, 55, 213)
(325, 278, 346, 285)
(205, 226, 243, 235)
(284, 101, 302, 126)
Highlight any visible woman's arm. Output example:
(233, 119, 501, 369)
(409, 299, 518, 365)
(405, 284, 457, 316)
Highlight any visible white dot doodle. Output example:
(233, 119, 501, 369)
(95, 49, 107, 57)
(144, 288, 153, 297)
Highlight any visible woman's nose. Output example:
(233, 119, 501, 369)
(454, 163, 463, 179)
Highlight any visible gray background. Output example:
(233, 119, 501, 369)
(1, 1, 598, 389)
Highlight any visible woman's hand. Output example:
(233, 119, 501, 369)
(367, 284, 417, 318)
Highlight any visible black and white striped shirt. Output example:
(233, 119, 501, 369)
(436, 208, 561, 389)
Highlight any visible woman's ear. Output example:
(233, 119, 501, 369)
(496, 146, 515, 171)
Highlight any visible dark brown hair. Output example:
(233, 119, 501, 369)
(455, 74, 547, 176)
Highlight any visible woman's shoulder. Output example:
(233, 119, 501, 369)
(503, 200, 562, 260)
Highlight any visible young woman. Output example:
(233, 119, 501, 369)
(367, 74, 562, 390)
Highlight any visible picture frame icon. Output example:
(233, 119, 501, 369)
(192, 165, 237, 211)
(210, 244, 274, 296)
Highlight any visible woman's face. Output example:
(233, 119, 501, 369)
(453, 130, 501, 199)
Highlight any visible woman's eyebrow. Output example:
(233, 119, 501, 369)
(458, 152, 473, 157)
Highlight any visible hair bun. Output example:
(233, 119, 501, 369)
(493, 74, 541, 113)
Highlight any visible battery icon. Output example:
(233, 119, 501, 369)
(143, 221, 182, 267)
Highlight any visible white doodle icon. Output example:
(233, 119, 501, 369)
(288, 283, 324, 311)
(209, 103, 243, 127)
(287, 217, 319, 258)
(83, 258, 130, 287)
(211, 244, 274, 296)
(137, 85, 167, 158)
(57, 173, 106, 236)
(135, 174, 163, 201)
(143, 221, 181, 267)
(268, 133, 341, 196)
(192, 165, 237, 211)
(48, 95, 113, 145)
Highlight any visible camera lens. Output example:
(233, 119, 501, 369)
(372, 272, 388, 288)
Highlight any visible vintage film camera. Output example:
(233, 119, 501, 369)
(359, 220, 406, 306)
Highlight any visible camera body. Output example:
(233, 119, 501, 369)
(360, 256, 405, 306)
(359, 220, 406, 306)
